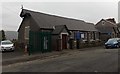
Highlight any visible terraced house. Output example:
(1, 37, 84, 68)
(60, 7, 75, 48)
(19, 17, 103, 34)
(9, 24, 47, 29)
(117, 23, 120, 37)
(95, 18, 119, 42)
(18, 9, 100, 53)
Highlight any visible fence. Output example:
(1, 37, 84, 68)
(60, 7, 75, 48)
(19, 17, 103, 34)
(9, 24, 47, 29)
(29, 31, 52, 54)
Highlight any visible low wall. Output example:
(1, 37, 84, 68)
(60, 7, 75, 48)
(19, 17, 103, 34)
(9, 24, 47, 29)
(69, 40, 103, 49)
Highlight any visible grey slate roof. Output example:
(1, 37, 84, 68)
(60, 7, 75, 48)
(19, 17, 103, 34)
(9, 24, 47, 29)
(52, 25, 70, 35)
(52, 25, 65, 35)
(117, 23, 120, 27)
(20, 9, 98, 32)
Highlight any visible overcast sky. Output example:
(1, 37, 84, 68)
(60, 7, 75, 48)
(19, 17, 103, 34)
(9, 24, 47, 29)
(0, 1, 119, 31)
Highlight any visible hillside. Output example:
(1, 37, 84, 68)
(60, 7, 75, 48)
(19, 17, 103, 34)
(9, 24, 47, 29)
(5, 31, 18, 40)
(0, 31, 18, 41)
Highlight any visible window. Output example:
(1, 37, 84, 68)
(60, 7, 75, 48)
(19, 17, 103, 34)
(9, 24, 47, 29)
(44, 37, 48, 50)
(95, 32, 99, 40)
(25, 26, 30, 40)
(84, 32, 87, 40)
(70, 31, 74, 39)
(102, 21, 105, 25)
(90, 32, 93, 39)
(81, 33, 85, 39)
(90, 32, 95, 40)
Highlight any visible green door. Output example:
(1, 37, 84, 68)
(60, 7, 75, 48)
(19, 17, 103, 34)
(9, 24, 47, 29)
(40, 32, 51, 53)
(29, 31, 52, 54)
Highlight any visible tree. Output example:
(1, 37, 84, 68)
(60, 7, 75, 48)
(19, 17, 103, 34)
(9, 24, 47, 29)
(1, 30, 6, 40)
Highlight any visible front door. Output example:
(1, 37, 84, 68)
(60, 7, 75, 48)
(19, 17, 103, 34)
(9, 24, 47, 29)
(62, 34, 67, 49)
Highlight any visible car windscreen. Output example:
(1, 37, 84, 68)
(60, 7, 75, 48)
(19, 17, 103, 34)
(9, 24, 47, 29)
(107, 39, 117, 43)
(2, 41, 12, 45)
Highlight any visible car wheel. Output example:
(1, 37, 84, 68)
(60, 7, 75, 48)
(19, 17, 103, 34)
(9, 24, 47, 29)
(105, 47, 108, 49)
(11, 50, 14, 52)
(116, 45, 119, 48)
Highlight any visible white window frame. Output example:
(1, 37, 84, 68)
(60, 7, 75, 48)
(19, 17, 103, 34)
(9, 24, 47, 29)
(25, 26, 30, 40)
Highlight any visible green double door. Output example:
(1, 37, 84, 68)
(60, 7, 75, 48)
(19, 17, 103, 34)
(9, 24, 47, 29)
(29, 31, 51, 54)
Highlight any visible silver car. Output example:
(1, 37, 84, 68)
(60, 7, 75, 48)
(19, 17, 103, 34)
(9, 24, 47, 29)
(0, 40, 14, 52)
(105, 38, 120, 49)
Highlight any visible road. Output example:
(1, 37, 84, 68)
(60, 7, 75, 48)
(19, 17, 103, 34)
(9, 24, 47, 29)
(2, 49, 25, 61)
(2, 47, 119, 72)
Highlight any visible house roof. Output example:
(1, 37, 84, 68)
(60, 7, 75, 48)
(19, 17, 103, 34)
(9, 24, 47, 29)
(95, 19, 118, 33)
(106, 18, 116, 24)
(96, 19, 117, 27)
(52, 25, 70, 35)
(19, 9, 98, 32)
(117, 23, 120, 27)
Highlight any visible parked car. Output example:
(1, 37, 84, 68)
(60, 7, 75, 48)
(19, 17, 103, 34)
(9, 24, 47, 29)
(105, 38, 120, 49)
(0, 40, 14, 52)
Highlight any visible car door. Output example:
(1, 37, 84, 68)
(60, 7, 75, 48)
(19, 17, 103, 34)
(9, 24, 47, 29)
(117, 39, 120, 47)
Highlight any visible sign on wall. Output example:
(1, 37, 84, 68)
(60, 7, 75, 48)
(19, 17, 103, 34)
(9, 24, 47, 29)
(81, 33, 85, 38)
(75, 31, 81, 40)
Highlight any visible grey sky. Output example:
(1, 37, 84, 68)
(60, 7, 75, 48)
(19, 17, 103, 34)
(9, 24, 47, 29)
(119, 1, 120, 22)
(1, 2, 118, 31)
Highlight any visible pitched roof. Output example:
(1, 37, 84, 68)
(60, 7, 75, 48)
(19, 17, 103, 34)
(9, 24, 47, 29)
(95, 19, 118, 33)
(20, 9, 98, 32)
(96, 19, 117, 27)
(52, 25, 70, 35)
(117, 23, 120, 27)
(106, 18, 116, 24)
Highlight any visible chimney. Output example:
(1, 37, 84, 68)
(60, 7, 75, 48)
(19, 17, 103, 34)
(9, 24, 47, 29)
(106, 18, 116, 24)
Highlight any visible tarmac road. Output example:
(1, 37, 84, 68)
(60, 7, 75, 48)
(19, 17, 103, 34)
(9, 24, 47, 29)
(2, 49, 25, 61)
(2, 47, 119, 72)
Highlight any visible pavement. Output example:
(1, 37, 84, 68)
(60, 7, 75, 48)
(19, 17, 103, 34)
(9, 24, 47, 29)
(2, 46, 103, 66)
